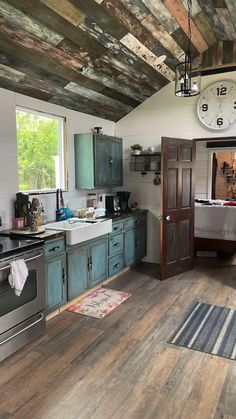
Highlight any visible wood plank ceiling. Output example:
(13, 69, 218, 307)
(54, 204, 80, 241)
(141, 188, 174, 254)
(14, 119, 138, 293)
(0, 0, 235, 121)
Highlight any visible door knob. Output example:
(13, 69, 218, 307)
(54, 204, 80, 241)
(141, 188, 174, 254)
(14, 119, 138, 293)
(158, 215, 171, 221)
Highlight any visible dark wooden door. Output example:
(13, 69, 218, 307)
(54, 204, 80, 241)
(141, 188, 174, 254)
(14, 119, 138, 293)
(160, 137, 195, 280)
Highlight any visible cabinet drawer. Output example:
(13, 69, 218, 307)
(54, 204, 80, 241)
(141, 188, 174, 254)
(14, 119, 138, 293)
(45, 238, 65, 257)
(124, 213, 146, 230)
(111, 220, 123, 234)
(108, 253, 124, 277)
(124, 216, 136, 230)
(109, 233, 123, 256)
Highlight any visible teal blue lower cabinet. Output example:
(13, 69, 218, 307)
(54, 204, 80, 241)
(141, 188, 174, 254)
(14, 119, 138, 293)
(90, 238, 108, 286)
(67, 244, 89, 300)
(123, 211, 147, 267)
(109, 253, 124, 277)
(124, 229, 136, 267)
(45, 237, 67, 314)
(135, 225, 147, 262)
(67, 235, 108, 301)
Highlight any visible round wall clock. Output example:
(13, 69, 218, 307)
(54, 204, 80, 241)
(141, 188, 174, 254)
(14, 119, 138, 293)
(197, 80, 236, 131)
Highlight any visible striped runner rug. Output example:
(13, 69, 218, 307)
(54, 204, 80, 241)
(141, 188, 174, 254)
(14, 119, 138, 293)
(168, 302, 236, 361)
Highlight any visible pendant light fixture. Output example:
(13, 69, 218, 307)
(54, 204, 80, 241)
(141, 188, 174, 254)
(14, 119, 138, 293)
(175, 0, 201, 97)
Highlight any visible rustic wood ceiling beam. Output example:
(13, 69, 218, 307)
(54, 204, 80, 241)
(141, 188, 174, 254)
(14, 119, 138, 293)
(140, 0, 179, 34)
(224, 0, 236, 29)
(95, 0, 175, 81)
(0, 75, 53, 102)
(49, 88, 126, 121)
(163, 0, 209, 53)
(66, 0, 127, 39)
(64, 82, 132, 113)
(79, 16, 167, 90)
(0, 16, 84, 72)
(0, 0, 64, 46)
(197, 0, 228, 40)
(201, 40, 236, 68)
(40, 0, 85, 26)
(0, 32, 141, 111)
(193, 11, 217, 47)
(118, 0, 185, 59)
(4, 0, 107, 58)
(215, 7, 236, 40)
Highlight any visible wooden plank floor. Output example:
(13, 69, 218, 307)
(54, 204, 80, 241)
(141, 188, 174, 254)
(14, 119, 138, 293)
(0, 258, 236, 419)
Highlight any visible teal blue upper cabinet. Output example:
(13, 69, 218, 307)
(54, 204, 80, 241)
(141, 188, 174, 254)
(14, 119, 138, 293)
(74, 133, 123, 189)
(111, 139, 123, 186)
(67, 244, 89, 300)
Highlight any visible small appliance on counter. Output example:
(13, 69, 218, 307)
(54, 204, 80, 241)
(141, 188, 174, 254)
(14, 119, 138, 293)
(117, 191, 131, 213)
(105, 195, 120, 215)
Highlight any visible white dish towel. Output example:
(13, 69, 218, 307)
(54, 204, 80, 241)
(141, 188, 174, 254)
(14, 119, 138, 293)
(8, 259, 29, 296)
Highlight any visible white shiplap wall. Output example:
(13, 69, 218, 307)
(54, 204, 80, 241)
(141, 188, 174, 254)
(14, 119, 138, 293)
(116, 71, 236, 263)
(0, 87, 115, 228)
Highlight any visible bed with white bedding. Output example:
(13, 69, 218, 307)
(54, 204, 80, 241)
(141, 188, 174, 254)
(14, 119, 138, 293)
(194, 201, 236, 252)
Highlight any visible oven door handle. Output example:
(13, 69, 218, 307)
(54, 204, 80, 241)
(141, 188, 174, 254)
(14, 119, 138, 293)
(0, 313, 44, 346)
(0, 253, 44, 271)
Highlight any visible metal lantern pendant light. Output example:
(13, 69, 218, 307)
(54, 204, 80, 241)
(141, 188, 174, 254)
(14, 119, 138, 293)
(175, 0, 201, 97)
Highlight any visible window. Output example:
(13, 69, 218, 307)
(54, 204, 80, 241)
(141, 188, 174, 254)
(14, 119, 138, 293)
(16, 107, 66, 193)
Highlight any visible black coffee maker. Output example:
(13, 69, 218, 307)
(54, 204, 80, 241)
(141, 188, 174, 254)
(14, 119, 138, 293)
(117, 191, 130, 213)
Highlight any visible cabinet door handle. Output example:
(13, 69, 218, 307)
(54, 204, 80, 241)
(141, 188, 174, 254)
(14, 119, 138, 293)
(114, 263, 120, 268)
(113, 243, 120, 247)
(48, 246, 60, 252)
(135, 220, 140, 224)
(109, 158, 113, 164)
(89, 256, 92, 271)
(62, 268, 65, 284)
(113, 226, 119, 231)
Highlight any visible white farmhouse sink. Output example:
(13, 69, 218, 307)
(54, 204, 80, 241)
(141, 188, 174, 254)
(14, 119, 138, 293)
(45, 218, 112, 245)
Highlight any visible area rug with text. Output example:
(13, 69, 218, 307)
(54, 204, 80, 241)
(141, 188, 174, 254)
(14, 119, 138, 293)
(67, 288, 131, 319)
(168, 302, 236, 361)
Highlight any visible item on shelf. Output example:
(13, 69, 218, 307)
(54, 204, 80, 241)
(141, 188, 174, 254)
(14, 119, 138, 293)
(93, 127, 102, 134)
(130, 144, 143, 155)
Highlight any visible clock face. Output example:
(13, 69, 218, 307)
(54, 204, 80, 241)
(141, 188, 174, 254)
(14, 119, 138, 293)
(197, 80, 236, 131)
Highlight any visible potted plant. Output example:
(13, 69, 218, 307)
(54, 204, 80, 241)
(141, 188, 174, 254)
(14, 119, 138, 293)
(130, 144, 143, 155)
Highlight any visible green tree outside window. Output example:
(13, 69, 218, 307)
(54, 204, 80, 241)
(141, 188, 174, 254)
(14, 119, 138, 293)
(16, 110, 63, 191)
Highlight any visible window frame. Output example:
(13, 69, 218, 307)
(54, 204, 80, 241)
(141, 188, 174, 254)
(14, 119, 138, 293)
(16, 106, 68, 195)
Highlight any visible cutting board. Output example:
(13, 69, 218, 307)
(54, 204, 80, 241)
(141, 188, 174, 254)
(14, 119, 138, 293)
(10, 226, 45, 235)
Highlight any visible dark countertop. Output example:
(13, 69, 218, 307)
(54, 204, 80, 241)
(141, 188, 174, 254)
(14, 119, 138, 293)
(101, 209, 148, 221)
(0, 228, 65, 241)
(0, 210, 148, 242)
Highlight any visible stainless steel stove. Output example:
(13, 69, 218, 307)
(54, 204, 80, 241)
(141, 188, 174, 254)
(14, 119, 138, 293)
(0, 237, 45, 361)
